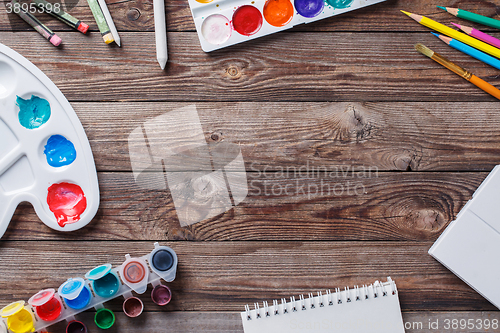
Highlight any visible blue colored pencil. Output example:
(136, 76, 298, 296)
(431, 32, 500, 71)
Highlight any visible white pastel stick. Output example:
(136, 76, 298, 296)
(154, 0, 168, 69)
(98, 0, 121, 46)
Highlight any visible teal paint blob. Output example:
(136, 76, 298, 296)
(44, 135, 77, 167)
(92, 273, 120, 298)
(17, 95, 51, 129)
(326, 0, 353, 9)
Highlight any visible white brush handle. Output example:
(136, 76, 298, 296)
(154, 0, 168, 69)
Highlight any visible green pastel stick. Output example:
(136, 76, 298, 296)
(86, 0, 114, 43)
(31, 0, 89, 33)
(438, 6, 500, 30)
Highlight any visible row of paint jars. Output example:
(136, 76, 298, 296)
(0, 244, 177, 333)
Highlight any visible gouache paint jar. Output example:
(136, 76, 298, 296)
(66, 320, 87, 333)
(28, 289, 62, 322)
(85, 264, 120, 298)
(94, 308, 115, 329)
(58, 278, 92, 310)
(0, 301, 35, 333)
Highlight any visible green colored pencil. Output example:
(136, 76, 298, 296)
(438, 6, 500, 30)
(86, 0, 114, 44)
(31, 0, 89, 33)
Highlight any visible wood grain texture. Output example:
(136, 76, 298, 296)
(0, 241, 497, 311)
(2, 0, 500, 33)
(1, 172, 486, 241)
(67, 102, 500, 172)
(3, 32, 500, 102)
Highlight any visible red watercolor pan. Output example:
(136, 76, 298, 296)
(232, 5, 263, 36)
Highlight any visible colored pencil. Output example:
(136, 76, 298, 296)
(154, 0, 168, 69)
(437, 6, 500, 30)
(415, 43, 500, 100)
(431, 32, 500, 71)
(30, 0, 89, 33)
(401, 11, 500, 59)
(97, 0, 121, 46)
(12, 0, 61, 46)
(86, 0, 114, 44)
(451, 22, 500, 50)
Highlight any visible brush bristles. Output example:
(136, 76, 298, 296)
(415, 43, 434, 58)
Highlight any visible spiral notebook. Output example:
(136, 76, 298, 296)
(241, 277, 405, 333)
(429, 165, 500, 309)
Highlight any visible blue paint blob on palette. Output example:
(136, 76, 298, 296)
(0, 43, 99, 238)
(44, 135, 77, 167)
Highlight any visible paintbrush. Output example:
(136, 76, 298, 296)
(414, 43, 500, 100)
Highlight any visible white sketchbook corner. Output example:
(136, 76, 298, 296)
(429, 165, 500, 310)
(241, 277, 405, 333)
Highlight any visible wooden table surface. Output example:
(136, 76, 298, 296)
(1, 0, 500, 332)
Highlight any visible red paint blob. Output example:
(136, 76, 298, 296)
(232, 5, 263, 36)
(35, 297, 62, 321)
(47, 182, 87, 227)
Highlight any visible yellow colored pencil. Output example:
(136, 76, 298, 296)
(402, 10, 500, 60)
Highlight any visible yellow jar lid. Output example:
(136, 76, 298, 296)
(0, 301, 25, 318)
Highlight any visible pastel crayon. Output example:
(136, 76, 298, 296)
(12, 0, 61, 46)
(86, 0, 114, 44)
(30, 0, 89, 33)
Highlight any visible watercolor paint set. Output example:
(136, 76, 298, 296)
(0, 243, 178, 333)
(0, 43, 99, 238)
(188, 0, 387, 52)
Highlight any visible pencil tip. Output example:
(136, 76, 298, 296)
(436, 6, 447, 11)
(400, 10, 411, 16)
(158, 58, 167, 70)
(451, 22, 461, 29)
(430, 32, 440, 37)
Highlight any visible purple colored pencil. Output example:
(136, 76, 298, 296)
(452, 22, 500, 50)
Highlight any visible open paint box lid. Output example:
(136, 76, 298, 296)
(28, 289, 55, 307)
(0, 301, 25, 317)
(119, 255, 150, 294)
(148, 243, 177, 282)
(85, 263, 112, 281)
(58, 277, 86, 300)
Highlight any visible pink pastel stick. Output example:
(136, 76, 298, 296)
(452, 22, 500, 50)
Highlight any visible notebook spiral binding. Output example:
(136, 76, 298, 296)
(244, 277, 397, 321)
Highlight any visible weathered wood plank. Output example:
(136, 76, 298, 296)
(1, 172, 486, 240)
(3, 32, 500, 102)
(66, 102, 500, 172)
(25, 311, 500, 333)
(2, 0, 500, 33)
(0, 241, 496, 311)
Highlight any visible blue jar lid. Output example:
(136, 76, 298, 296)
(58, 278, 86, 300)
(85, 263, 112, 281)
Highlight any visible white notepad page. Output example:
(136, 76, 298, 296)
(429, 165, 500, 309)
(241, 278, 405, 333)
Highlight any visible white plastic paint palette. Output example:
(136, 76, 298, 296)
(0, 43, 99, 238)
(189, 0, 387, 52)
